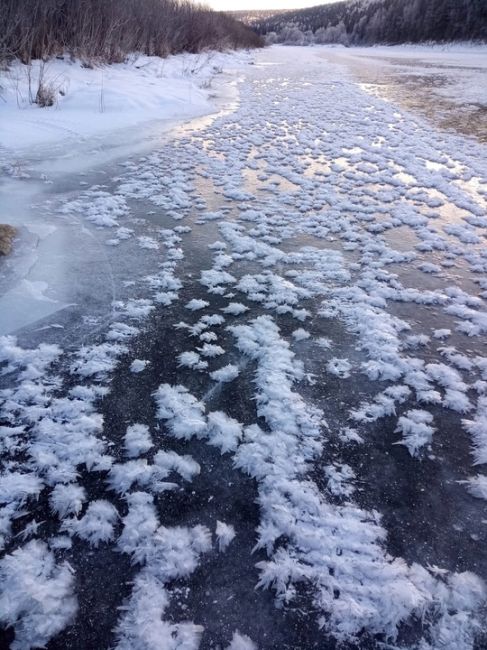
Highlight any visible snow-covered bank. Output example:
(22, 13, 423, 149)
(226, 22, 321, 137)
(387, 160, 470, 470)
(319, 41, 487, 58)
(0, 50, 251, 154)
(0, 49, 251, 338)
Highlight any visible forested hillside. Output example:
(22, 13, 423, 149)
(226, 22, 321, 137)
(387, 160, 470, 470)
(0, 0, 262, 64)
(230, 9, 289, 26)
(254, 0, 487, 45)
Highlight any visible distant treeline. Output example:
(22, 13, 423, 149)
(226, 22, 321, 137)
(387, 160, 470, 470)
(0, 0, 263, 63)
(230, 9, 290, 26)
(253, 0, 487, 45)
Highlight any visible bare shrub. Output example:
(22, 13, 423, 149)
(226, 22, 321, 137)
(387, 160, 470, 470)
(23, 61, 67, 107)
(0, 225, 17, 256)
(35, 81, 56, 106)
(0, 0, 264, 65)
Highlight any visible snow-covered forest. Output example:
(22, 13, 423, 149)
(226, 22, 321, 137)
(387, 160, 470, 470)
(251, 0, 487, 45)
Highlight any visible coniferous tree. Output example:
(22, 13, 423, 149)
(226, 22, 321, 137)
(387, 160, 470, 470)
(252, 0, 487, 46)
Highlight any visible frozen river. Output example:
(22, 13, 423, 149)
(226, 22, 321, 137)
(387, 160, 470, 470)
(1, 45, 487, 650)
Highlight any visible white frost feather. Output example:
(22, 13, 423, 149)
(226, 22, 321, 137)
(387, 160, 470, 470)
(225, 631, 257, 650)
(125, 424, 153, 458)
(210, 364, 240, 383)
(215, 521, 236, 552)
(0, 540, 77, 649)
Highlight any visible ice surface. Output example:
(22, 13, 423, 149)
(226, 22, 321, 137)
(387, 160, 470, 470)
(1, 41, 487, 650)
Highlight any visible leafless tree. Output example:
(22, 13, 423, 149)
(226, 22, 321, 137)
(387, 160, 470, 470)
(0, 0, 263, 64)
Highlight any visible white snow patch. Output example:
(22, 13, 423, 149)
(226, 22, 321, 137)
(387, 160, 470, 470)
(292, 328, 310, 341)
(125, 424, 153, 458)
(71, 342, 127, 379)
(185, 299, 209, 311)
(463, 475, 487, 500)
(433, 328, 451, 340)
(215, 521, 236, 552)
(207, 411, 243, 454)
(222, 303, 249, 316)
(178, 351, 208, 371)
(198, 343, 225, 358)
(49, 483, 86, 519)
(395, 409, 436, 457)
(130, 359, 149, 373)
(326, 358, 352, 379)
(0, 540, 77, 649)
(65, 499, 118, 547)
(154, 385, 207, 440)
(225, 631, 257, 650)
(210, 364, 240, 383)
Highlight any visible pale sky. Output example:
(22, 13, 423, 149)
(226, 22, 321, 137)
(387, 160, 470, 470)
(208, 0, 322, 11)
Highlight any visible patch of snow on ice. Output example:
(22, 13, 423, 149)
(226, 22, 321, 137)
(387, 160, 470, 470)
(0, 540, 77, 649)
(395, 409, 436, 457)
(215, 521, 236, 552)
(64, 499, 118, 547)
(130, 359, 149, 373)
(125, 424, 153, 459)
(225, 631, 257, 650)
(210, 364, 240, 383)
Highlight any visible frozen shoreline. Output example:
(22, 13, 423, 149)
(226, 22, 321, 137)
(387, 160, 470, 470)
(0, 50, 252, 158)
(1, 43, 485, 162)
(0, 49, 252, 337)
